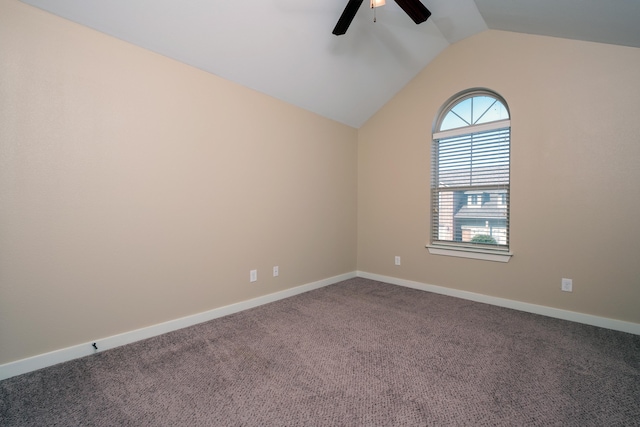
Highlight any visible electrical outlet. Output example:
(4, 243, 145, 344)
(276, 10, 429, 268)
(273, 266, 279, 277)
(395, 256, 401, 266)
(561, 278, 572, 292)
(250, 270, 257, 283)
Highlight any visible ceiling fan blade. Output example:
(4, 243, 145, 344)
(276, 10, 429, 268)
(394, 0, 431, 24)
(332, 0, 365, 35)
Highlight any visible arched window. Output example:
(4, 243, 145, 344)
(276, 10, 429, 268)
(429, 89, 512, 262)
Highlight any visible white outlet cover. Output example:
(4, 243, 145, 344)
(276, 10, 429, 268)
(561, 278, 572, 292)
(250, 270, 257, 282)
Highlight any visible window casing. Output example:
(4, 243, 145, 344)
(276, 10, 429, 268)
(428, 89, 512, 262)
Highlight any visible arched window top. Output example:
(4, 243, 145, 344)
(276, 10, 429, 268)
(436, 90, 509, 133)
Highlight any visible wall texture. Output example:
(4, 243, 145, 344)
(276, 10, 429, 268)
(358, 30, 640, 324)
(0, 0, 357, 365)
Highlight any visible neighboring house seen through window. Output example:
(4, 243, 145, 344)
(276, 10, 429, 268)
(428, 89, 512, 262)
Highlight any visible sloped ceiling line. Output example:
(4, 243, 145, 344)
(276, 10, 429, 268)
(20, 0, 640, 128)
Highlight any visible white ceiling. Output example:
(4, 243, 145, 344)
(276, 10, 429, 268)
(20, 0, 640, 128)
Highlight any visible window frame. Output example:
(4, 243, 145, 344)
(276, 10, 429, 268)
(427, 89, 513, 263)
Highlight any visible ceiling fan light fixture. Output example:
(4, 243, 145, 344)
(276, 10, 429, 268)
(333, 0, 429, 35)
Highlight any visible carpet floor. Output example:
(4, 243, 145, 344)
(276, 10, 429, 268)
(1, 277, 639, 426)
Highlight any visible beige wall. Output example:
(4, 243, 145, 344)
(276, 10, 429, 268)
(0, 0, 357, 364)
(358, 30, 640, 324)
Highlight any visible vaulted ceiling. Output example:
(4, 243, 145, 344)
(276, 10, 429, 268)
(21, 0, 640, 128)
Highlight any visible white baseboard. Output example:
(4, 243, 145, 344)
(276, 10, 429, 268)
(357, 271, 640, 336)
(0, 271, 357, 381)
(4, 270, 637, 381)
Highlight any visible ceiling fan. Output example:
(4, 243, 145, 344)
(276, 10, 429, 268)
(332, 0, 431, 35)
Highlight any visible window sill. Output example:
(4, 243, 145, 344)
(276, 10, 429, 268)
(426, 245, 513, 263)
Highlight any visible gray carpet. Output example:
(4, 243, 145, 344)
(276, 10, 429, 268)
(1, 278, 639, 426)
